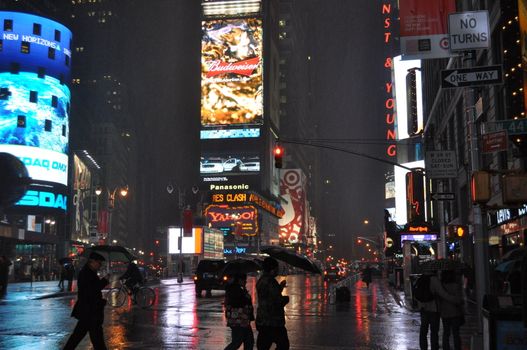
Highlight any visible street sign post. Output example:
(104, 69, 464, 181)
(425, 150, 457, 179)
(448, 11, 490, 51)
(430, 193, 456, 201)
(441, 65, 502, 88)
(482, 119, 527, 136)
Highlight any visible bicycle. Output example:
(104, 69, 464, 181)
(108, 279, 156, 309)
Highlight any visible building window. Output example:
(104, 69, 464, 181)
(21, 41, 30, 54)
(62, 125, 67, 137)
(48, 47, 55, 59)
(10, 63, 20, 74)
(4, 19, 13, 32)
(33, 23, 41, 35)
(51, 95, 58, 108)
(55, 29, 61, 42)
(0, 88, 10, 100)
(44, 119, 52, 131)
(29, 91, 38, 103)
(65, 55, 70, 67)
(17, 115, 26, 128)
(38, 67, 45, 78)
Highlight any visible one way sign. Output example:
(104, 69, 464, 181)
(441, 65, 502, 88)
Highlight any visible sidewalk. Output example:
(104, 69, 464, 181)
(387, 283, 481, 350)
(0, 277, 185, 303)
(1, 280, 76, 302)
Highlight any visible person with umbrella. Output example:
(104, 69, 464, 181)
(362, 264, 373, 289)
(255, 257, 290, 350)
(224, 272, 254, 350)
(63, 252, 110, 350)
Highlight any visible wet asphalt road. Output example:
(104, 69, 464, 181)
(0, 275, 475, 349)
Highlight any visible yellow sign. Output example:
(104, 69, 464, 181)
(386, 237, 394, 248)
(211, 193, 247, 203)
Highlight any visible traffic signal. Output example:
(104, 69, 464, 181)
(471, 171, 491, 204)
(274, 146, 284, 168)
(447, 225, 468, 239)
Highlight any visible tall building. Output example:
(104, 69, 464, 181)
(69, 0, 137, 248)
(199, 0, 284, 260)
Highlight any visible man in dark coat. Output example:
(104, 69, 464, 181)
(256, 257, 289, 350)
(0, 256, 12, 295)
(63, 252, 109, 350)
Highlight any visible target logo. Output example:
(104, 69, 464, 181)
(439, 37, 450, 49)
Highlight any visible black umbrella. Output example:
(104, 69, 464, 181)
(222, 258, 262, 275)
(260, 246, 321, 274)
(502, 248, 526, 261)
(82, 245, 136, 263)
(59, 257, 73, 265)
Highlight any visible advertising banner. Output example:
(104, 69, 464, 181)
(204, 204, 258, 236)
(14, 183, 68, 214)
(520, 0, 527, 109)
(0, 12, 71, 188)
(279, 169, 306, 245)
(168, 227, 203, 255)
(201, 18, 263, 139)
(72, 155, 92, 240)
(399, 0, 456, 60)
(203, 227, 224, 259)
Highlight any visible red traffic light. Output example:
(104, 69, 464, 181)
(155, 240, 160, 245)
(274, 146, 284, 168)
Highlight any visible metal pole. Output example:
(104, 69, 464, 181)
(177, 188, 184, 283)
(465, 50, 489, 330)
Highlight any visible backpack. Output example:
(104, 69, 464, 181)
(413, 275, 434, 303)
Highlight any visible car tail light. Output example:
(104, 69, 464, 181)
(223, 275, 228, 281)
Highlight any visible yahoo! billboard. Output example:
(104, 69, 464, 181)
(201, 18, 263, 139)
(0, 12, 71, 187)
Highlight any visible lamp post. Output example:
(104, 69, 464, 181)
(95, 185, 128, 245)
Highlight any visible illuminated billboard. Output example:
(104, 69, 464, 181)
(204, 204, 259, 236)
(201, 18, 263, 139)
(72, 155, 93, 240)
(168, 227, 203, 254)
(394, 160, 425, 225)
(393, 56, 423, 139)
(0, 12, 71, 187)
(279, 169, 307, 245)
(200, 154, 260, 176)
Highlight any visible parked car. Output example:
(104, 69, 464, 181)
(240, 158, 260, 172)
(200, 160, 224, 174)
(194, 259, 227, 297)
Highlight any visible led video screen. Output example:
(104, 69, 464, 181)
(201, 18, 263, 138)
(200, 154, 260, 176)
(0, 12, 71, 187)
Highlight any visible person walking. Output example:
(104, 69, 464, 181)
(65, 263, 75, 292)
(255, 257, 290, 350)
(58, 263, 67, 290)
(63, 252, 110, 350)
(438, 270, 464, 350)
(224, 273, 254, 350)
(0, 256, 12, 295)
(417, 270, 463, 350)
(362, 265, 372, 289)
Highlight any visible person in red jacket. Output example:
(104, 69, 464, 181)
(63, 252, 110, 350)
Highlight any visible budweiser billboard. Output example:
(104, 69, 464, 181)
(399, 0, 456, 60)
(201, 18, 263, 139)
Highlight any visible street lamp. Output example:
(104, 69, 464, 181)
(95, 185, 128, 245)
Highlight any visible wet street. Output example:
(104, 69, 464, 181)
(0, 275, 475, 349)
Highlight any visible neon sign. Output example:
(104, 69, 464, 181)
(382, 2, 396, 157)
(17, 190, 67, 211)
(204, 204, 258, 236)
